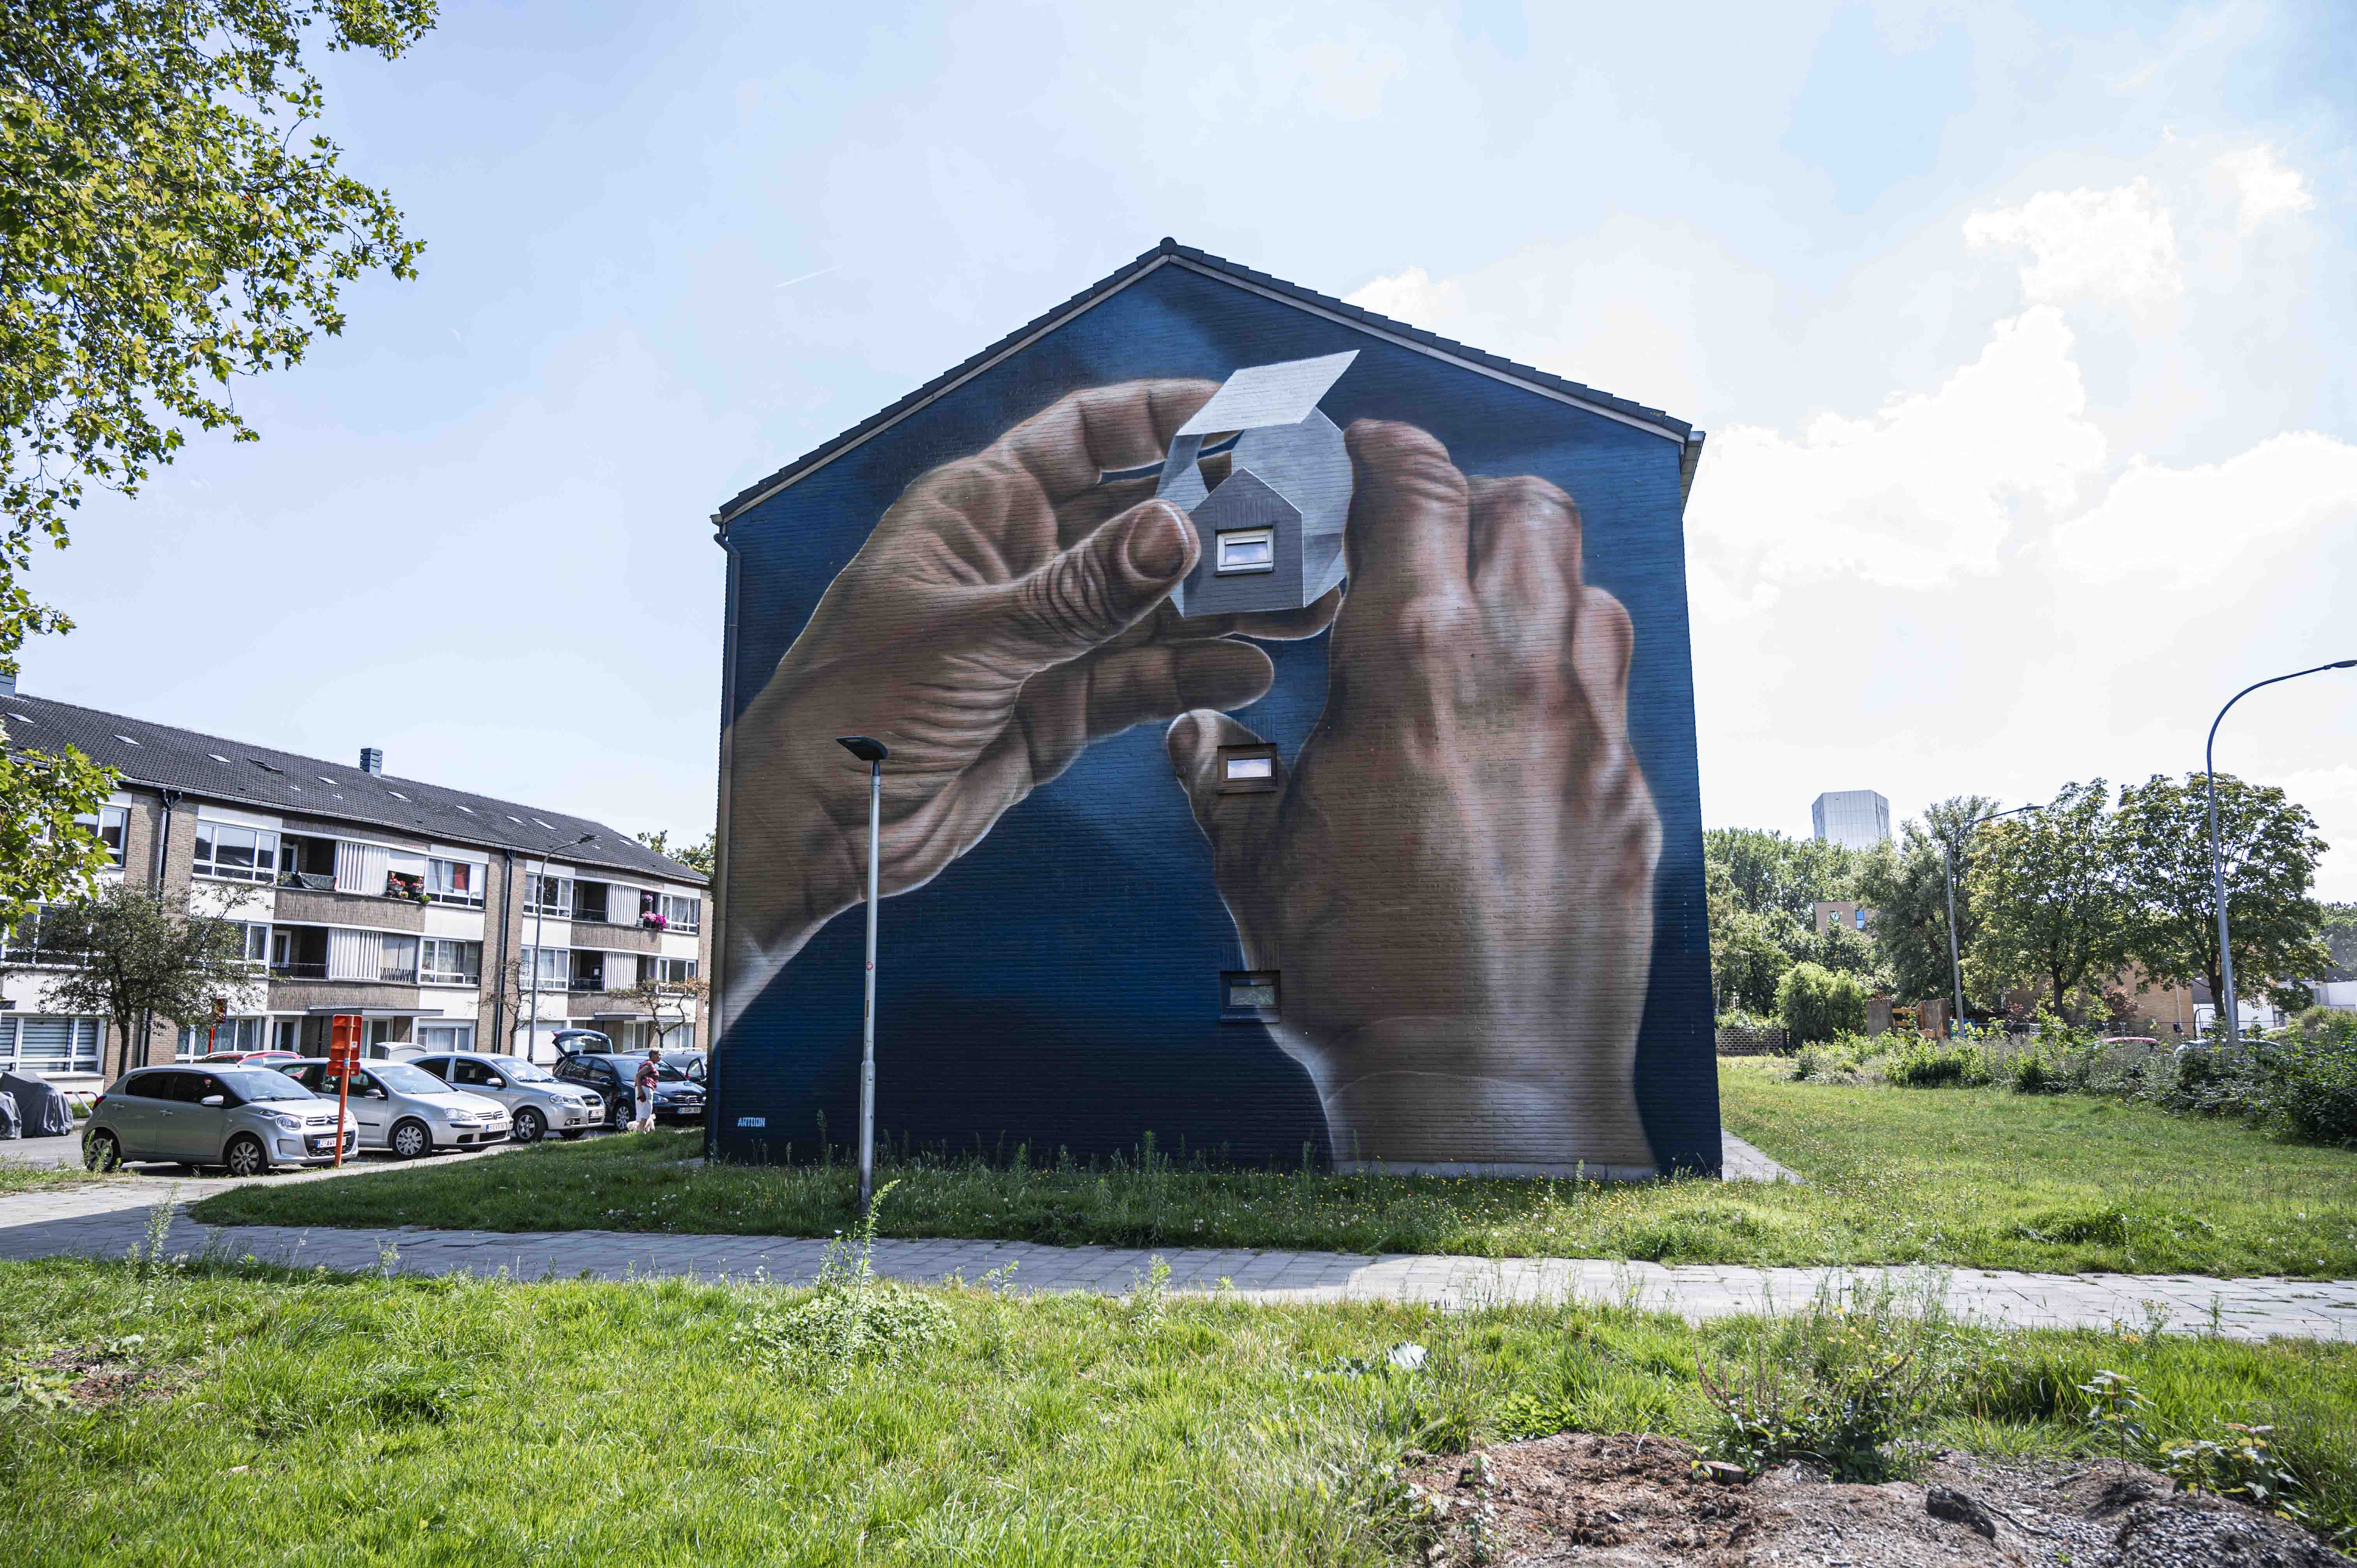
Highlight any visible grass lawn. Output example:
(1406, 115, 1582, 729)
(187, 1062, 2357, 1278)
(2, 1251, 2353, 1565)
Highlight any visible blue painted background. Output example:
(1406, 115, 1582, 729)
(716, 263, 1719, 1171)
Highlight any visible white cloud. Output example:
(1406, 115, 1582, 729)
(1963, 177, 2182, 306)
(2212, 143, 2315, 234)
(1687, 306, 2104, 590)
(1344, 266, 1464, 329)
(2051, 431, 2357, 583)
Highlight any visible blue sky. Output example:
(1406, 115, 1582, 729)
(19, 0, 2357, 894)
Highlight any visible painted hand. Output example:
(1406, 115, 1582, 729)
(1167, 422, 1661, 1172)
(727, 379, 1340, 1011)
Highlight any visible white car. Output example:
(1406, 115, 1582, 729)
(410, 1052, 606, 1143)
(277, 1059, 511, 1158)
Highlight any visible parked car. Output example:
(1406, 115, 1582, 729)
(83, 1065, 356, 1175)
(276, 1059, 511, 1158)
(555, 1051, 707, 1127)
(198, 1050, 303, 1067)
(660, 1050, 706, 1084)
(410, 1052, 606, 1143)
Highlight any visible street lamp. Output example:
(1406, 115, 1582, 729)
(2204, 659, 2356, 1047)
(524, 832, 597, 1064)
(835, 735, 889, 1218)
(1939, 801, 2044, 1037)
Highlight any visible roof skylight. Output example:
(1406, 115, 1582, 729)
(207, 753, 229, 763)
(114, 734, 141, 746)
(454, 805, 476, 815)
(387, 790, 409, 801)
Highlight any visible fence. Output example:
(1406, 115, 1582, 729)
(1714, 1025, 1790, 1056)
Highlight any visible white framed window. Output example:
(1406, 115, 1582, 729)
(418, 1022, 477, 1053)
(2, 1015, 103, 1074)
(233, 922, 270, 962)
(1215, 527, 1276, 575)
(378, 934, 420, 984)
(177, 1017, 266, 1058)
(2, 904, 83, 967)
(660, 894, 701, 934)
(193, 821, 279, 883)
(640, 955, 698, 985)
(73, 805, 129, 867)
(520, 945, 571, 991)
(427, 858, 484, 908)
(525, 875, 572, 917)
(420, 938, 482, 987)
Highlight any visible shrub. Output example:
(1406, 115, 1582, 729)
(734, 1182, 951, 1382)
(1777, 963, 1868, 1045)
(1883, 1037, 1992, 1088)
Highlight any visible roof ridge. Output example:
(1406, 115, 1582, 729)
(711, 239, 1697, 530)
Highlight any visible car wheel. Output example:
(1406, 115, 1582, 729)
(390, 1119, 431, 1160)
(84, 1128, 121, 1172)
(512, 1107, 547, 1144)
(224, 1134, 269, 1178)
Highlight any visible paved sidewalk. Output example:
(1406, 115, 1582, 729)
(3, 1178, 2352, 1341)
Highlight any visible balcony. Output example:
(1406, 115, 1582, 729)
(1, 943, 87, 969)
(277, 871, 336, 892)
(270, 960, 329, 980)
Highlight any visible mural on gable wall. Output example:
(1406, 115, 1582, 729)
(714, 250, 1717, 1178)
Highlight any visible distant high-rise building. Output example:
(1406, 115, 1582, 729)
(1812, 790, 1892, 851)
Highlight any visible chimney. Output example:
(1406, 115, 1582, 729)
(359, 747, 383, 776)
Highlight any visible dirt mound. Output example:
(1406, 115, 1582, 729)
(1401, 1434, 2343, 1566)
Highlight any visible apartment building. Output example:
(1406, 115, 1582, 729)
(0, 685, 710, 1088)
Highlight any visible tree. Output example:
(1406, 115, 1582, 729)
(0, 718, 114, 927)
(2113, 772, 2329, 1014)
(624, 975, 709, 1053)
(1703, 826, 1858, 923)
(1777, 961, 1868, 1044)
(37, 880, 260, 1077)
(636, 829, 714, 878)
(0, 1, 432, 861)
(1852, 794, 2002, 1011)
(2323, 902, 2357, 983)
(1712, 906, 1792, 1017)
(1963, 780, 2128, 1021)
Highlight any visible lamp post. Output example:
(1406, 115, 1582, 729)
(524, 832, 597, 1064)
(1939, 801, 2043, 1037)
(2203, 659, 2355, 1047)
(835, 735, 889, 1218)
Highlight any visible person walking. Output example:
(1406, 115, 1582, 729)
(633, 1049, 660, 1134)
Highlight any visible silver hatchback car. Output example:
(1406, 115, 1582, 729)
(410, 1052, 606, 1142)
(278, 1059, 511, 1158)
(85, 1065, 357, 1176)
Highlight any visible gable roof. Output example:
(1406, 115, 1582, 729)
(713, 238, 1705, 533)
(0, 690, 707, 886)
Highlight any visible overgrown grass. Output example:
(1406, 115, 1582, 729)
(186, 1064, 2357, 1278)
(0, 1155, 117, 1196)
(1, 1253, 2352, 1564)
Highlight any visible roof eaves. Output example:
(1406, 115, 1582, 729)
(712, 238, 1695, 532)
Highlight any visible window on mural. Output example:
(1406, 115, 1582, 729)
(1215, 527, 1275, 575)
(1223, 756, 1273, 783)
(193, 822, 279, 883)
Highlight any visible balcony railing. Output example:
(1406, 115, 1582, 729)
(269, 960, 329, 980)
(1, 943, 88, 968)
(277, 871, 337, 892)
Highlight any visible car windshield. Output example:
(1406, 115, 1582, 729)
(483, 1055, 555, 1082)
(219, 1068, 314, 1102)
(371, 1063, 451, 1096)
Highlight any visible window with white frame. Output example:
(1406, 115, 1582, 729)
(420, 938, 482, 987)
(193, 821, 279, 883)
(519, 945, 571, 990)
(651, 956, 698, 985)
(378, 934, 421, 984)
(524, 874, 572, 917)
(426, 858, 485, 908)
(72, 805, 129, 867)
(2, 904, 84, 966)
(661, 894, 701, 933)
(177, 1017, 266, 1058)
(231, 921, 269, 962)
(418, 1022, 477, 1053)
(2, 1015, 103, 1074)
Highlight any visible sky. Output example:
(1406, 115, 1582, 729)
(18, 0, 2357, 897)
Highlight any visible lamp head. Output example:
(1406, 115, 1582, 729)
(2334, 658, 2357, 669)
(836, 735, 890, 765)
